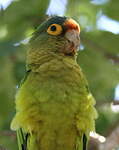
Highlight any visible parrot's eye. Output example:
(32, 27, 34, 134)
(47, 24, 63, 35)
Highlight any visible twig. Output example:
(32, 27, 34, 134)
(0, 145, 8, 150)
(99, 125, 119, 150)
(0, 130, 16, 140)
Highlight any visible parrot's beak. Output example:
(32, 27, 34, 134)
(64, 29, 80, 56)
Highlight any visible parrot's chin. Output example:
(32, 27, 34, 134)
(62, 40, 79, 56)
(63, 29, 80, 56)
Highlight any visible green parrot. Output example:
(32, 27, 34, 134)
(11, 16, 97, 150)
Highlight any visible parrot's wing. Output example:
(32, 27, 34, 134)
(17, 128, 29, 150)
(76, 134, 87, 150)
(76, 76, 97, 150)
(83, 134, 87, 150)
(18, 69, 31, 88)
(16, 70, 31, 150)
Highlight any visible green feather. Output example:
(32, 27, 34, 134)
(18, 70, 31, 88)
(17, 128, 28, 150)
(16, 70, 31, 150)
(83, 134, 87, 150)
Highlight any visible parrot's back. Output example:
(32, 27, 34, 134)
(11, 55, 97, 150)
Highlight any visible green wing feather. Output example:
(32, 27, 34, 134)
(17, 70, 31, 150)
(18, 70, 31, 88)
(83, 134, 87, 150)
(17, 128, 28, 150)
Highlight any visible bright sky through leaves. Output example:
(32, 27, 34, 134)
(46, 0, 67, 16)
(114, 84, 119, 101)
(91, 0, 109, 5)
(97, 15, 119, 34)
(0, 0, 13, 9)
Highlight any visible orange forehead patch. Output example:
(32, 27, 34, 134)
(64, 19, 80, 33)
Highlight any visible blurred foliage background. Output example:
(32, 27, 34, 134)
(0, 0, 119, 150)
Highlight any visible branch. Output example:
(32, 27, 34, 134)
(81, 34, 119, 64)
(96, 100, 112, 107)
(96, 99, 119, 107)
(113, 100, 119, 105)
(105, 53, 119, 64)
(88, 137, 100, 150)
(99, 125, 119, 150)
(0, 130, 16, 139)
(0, 145, 8, 150)
(0, 131, 16, 150)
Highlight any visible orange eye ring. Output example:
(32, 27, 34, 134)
(47, 24, 63, 35)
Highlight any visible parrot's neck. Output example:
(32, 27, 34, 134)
(26, 50, 78, 72)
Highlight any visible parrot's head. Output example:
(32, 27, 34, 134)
(29, 16, 80, 60)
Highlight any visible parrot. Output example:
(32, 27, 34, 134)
(11, 16, 97, 150)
